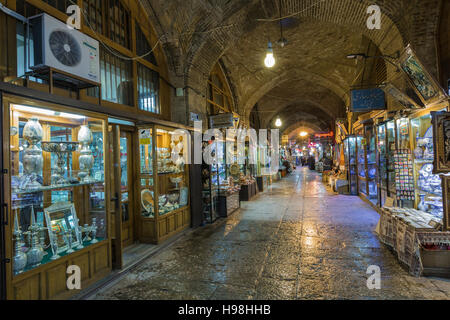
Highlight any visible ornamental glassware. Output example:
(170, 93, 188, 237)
(77, 125, 95, 183)
(90, 218, 98, 244)
(50, 229, 61, 260)
(13, 212, 27, 275)
(21, 118, 44, 190)
(42, 141, 79, 185)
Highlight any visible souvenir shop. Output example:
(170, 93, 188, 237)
(0, 81, 198, 299)
(343, 44, 450, 277)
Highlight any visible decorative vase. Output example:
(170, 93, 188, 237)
(418, 194, 427, 212)
(66, 231, 74, 253)
(414, 146, 423, 159)
(26, 226, 44, 267)
(90, 218, 98, 244)
(75, 218, 84, 249)
(22, 118, 44, 189)
(50, 229, 61, 260)
(13, 212, 27, 275)
(77, 125, 95, 183)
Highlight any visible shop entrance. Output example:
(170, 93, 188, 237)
(117, 129, 134, 248)
(109, 123, 137, 269)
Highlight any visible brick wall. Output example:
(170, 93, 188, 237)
(140, 0, 445, 127)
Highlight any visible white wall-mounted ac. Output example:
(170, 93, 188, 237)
(29, 13, 100, 83)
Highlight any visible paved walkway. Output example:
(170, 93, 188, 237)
(91, 168, 450, 300)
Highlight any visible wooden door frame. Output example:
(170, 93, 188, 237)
(111, 125, 123, 269)
(120, 128, 136, 248)
(111, 124, 136, 269)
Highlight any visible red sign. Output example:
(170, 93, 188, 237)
(314, 132, 334, 138)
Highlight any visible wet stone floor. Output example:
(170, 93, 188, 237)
(91, 168, 450, 300)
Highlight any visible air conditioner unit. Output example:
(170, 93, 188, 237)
(29, 13, 100, 83)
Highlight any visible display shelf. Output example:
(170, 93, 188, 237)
(358, 176, 375, 181)
(12, 179, 105, 195)
(416, 190, 442, 197)
(16, 238, 106, 275)
(158, 172, 184, 178)
(414, 159, 434, 164)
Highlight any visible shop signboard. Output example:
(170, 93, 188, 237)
(382, 83, 422, 109)
(139, 129, 151, 145)
(399, 44, 446, 106)
(209, 113, 234, 128)
(350, 88, 386, 112)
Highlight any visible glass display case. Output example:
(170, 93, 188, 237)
(356, 134, 366, 196)
(138, 124, 191, 243)
(344, 136, 358, 195)
(6, 102, 108, 276)
(396, 117, 414, 207)
(411, 113, 443, 218)
(377, 123, 388, 206)
(201, 139, 220, 224)
(386, 120, 397, 199)
(365, 125, 378, 202)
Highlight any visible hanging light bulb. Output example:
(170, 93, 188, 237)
(264, 41, 275, 68)
(275, 117, 282, 127)
(299, 131, 308, 137)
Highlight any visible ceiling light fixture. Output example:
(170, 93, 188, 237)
(276, 0, 288, 48)
(275, 117, 282, 127)
(346, 52, 401, 71)
(299, 131, 308, 137)
(264, 41, 275, 68)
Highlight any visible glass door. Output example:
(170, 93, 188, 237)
(386, 120, 396, 199)
(377, 123, 388, 206)
(345, 136, 358, 195)
(365, 125, 378, 203)
(119, 130, 134, 247)
(109, 124, 136, 268)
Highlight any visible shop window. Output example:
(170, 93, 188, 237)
(16, 21, 43, 83)
(207, 63, 234, 115)
(135, 24, 157, 66)
(83, 0, 131, 49)
(9, 103, 107, 276)
(16, 0, 42, 17)
(137, 63, 160, 114)
(88, 48, 133, 105)
(83, 0, 103, 34)
(41, 0, 72, 14)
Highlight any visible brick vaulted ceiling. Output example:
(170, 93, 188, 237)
(140, 0, 443, 133)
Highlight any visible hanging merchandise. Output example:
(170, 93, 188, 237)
(393, 149, 415, 201)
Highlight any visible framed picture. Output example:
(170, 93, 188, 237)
(399, 44, 445, 106)
(381, 83, 422, 109)
(44, 201, 81, 254)
(442, 176, 450, 231)
(432, 111, 450, 173)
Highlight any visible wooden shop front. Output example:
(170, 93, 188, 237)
(0, 0, 195, 299)
(0, 85, 195, 299)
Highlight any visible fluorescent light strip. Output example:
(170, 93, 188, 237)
(12, 104, 85, 120)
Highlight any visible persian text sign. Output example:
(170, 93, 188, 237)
(350, 88, 386, 112)
(209, 113, 234, 128)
